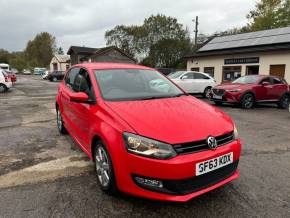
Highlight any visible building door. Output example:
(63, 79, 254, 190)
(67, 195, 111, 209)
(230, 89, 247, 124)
(53, 63, 58, 71)
(191, 67, 200, 72)
(270, 65, 285, 78)
(246, 66, 259, 75)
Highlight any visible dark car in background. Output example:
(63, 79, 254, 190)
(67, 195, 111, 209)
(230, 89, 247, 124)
(47, 71, 65, 82)
(210, 75, 290, 109)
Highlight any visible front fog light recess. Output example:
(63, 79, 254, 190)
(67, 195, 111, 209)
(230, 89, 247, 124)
(134, 176, 163, 188)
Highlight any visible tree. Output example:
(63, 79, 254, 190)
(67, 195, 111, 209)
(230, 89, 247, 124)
(25, 32, 57, 67)
(105, 14, 192, 68)
(0, 49, 10, 64)
(57, 47, 64, 55)
(277, 0, 290, 26)
(247, 0, 283, 31)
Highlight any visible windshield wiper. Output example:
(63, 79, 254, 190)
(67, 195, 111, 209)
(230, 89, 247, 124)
(137, 93, 189, 100)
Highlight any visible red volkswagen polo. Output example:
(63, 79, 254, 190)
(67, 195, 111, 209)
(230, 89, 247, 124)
(55, 63, 242, 202)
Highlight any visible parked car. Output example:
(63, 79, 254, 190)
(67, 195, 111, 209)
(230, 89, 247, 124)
(5, 70, 17, 82)
(47, 71, 65, 82)
(42, 70, 49, 80)
(34, 67, 46, 75)
(168, 71, 216, 98)
(210, 75, 290, 109)
(11, 68, 19, 74)
(22, 69, 32, 75)
(56, 63, 241, 202)
(0, 69, 12, 93)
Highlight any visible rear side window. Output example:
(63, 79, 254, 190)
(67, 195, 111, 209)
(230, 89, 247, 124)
(194, 73, 208, 79)
(260, 77, 271, 84)
(272, 77, 283, 84)
(182, 73, 194, 79)
(65, 68, 80, 90)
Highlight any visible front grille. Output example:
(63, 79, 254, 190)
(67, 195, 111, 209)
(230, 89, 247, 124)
(173, 131, 234, 155)
(213, 88, 225, 96)
(162, 160, 239, 195)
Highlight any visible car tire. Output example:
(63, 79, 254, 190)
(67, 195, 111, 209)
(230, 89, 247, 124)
(52, 77, 57, 82)
(278, 94, 290, 109)
(241, 93, 255, 109)
(0, 84, 8, 93)
(203, 87, 212, 99)
(56, 107, 67, 134)
(93, 142, 118, 195)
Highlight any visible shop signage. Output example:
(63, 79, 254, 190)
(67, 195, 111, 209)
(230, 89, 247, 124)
(224, 57, 259, 65)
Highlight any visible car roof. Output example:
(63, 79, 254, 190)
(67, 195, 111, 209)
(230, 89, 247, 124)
(72, 62, 153, 71)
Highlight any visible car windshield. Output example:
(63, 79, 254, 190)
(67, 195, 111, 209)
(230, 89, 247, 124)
(94, 69, 184, 101)
(168, 71, 185, 79)
(232, 76, 259, 84)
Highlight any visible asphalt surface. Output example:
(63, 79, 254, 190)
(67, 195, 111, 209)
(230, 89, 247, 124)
(0, 75, 289, 218)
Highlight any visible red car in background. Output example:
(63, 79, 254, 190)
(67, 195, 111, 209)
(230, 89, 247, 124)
(55, 63, 241, 202)
(211, 75, 290, 109)
(5, 71, 17, 83)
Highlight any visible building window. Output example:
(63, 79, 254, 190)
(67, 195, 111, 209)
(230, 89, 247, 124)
(191, 67, 200, 72)
(204, 67, 214, 77)
(246, 65, 259, 75)
(223, 66, 241, 81)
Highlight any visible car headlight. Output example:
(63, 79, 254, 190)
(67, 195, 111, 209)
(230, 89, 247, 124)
(234, 124, 239, 139)
(123, 133, 176, 160)
(226, 89, 241, 93)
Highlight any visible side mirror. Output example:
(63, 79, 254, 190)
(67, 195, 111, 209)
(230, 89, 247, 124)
(181, 75, 189, 80)
(261, 81, 270, 86)
(69, 92, 89, 103)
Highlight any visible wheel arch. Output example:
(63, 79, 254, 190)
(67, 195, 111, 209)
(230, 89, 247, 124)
(240, 90, 256, 102)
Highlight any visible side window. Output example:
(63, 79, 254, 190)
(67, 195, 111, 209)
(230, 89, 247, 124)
(79, 69, 94, 99)
(260, 77, 271, 84)
(194, 73, 208, 79)
(182, 73, 194, 79)
(272, 77, 283, 84)
(65, 68, 80, 90)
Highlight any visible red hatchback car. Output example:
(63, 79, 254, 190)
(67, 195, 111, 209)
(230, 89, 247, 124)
(56, 63, 241, 202)
(211, 75, 290, 109)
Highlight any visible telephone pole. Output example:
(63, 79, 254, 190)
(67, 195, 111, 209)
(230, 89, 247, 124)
(193, 16, 199, 45)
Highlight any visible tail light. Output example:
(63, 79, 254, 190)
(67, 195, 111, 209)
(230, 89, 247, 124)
(4, 75, 8, 82)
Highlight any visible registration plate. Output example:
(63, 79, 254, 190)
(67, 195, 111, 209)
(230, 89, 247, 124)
(212, 94, 222, 99)
(196, 152, 233, 176)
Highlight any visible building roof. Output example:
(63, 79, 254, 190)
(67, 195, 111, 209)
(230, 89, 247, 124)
(72, 62, 151, 71)
(54, 54, 70, 63)
(185, 26, 290, 58)
(67, 46, 99, 55)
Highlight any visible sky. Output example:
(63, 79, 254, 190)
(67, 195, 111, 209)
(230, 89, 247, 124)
(0, 0, 256, 53)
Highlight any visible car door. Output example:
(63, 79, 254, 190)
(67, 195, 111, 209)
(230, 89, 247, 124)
(271, 77, 287, 100)
(255, 77, 273, 101)
(192, 73, 210, 93)
(176, 72, 194, 93)
(68, 68, 97, 150)
(60, 67, 80, 134)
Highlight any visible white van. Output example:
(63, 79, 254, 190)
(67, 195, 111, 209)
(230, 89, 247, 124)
(0, 69, 12, 92)
(0, 63, 10, 71)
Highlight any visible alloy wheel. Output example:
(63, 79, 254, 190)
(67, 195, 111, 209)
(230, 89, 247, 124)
(95, 146, 111, 187)
(282, 96, 290, 108)
(244, 95, 254, 108)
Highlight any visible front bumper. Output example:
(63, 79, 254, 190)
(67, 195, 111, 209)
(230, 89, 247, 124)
(115, 139, 241, 202)
(210, 92, 242, 104)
